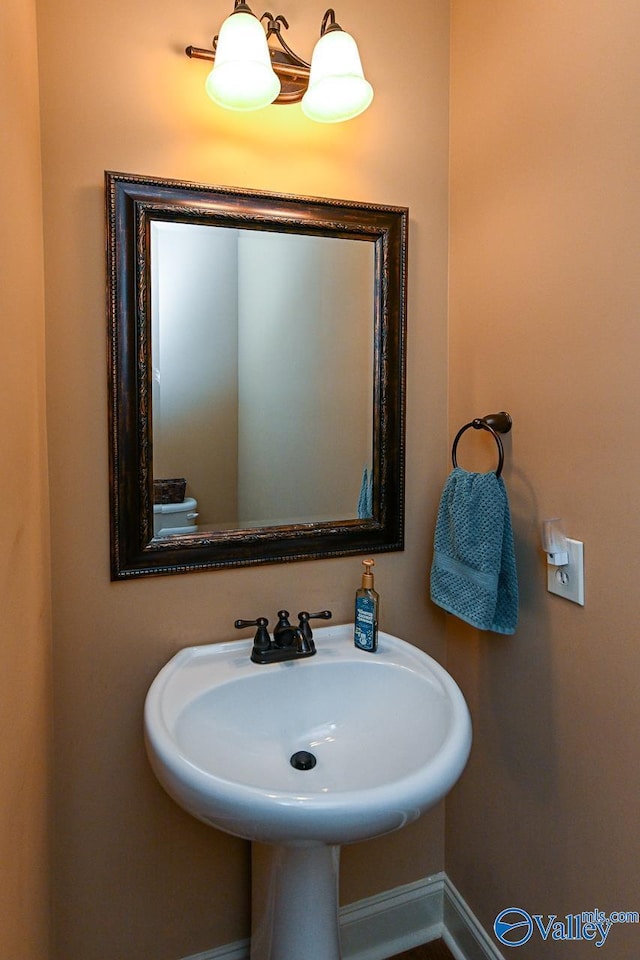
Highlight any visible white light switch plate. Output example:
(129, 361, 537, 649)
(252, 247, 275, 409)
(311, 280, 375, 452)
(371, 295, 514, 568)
(547, 537, 584, 605)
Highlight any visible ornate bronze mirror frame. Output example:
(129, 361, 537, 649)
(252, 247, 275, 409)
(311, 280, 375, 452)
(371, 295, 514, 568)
(106, 171, 407, 578)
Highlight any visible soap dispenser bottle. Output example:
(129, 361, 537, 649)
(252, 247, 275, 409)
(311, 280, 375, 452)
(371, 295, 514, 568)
(354, 559, 379, 652)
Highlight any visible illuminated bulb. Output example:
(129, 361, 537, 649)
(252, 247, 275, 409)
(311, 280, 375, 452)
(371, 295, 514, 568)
(301, 28, 373, 123)
(205, 11, 281, 111)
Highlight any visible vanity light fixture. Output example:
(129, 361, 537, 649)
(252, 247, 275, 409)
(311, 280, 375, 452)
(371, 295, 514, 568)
(186, 2, 373, 122)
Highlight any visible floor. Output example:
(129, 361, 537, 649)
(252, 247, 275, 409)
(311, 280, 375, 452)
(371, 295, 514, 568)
(391, 940, 456, 960)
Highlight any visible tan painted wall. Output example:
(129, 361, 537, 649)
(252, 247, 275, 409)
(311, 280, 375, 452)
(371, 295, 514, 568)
(448, 2, 640, 957)
(0, 0, 51, 957)
(35, 0, 451, 956)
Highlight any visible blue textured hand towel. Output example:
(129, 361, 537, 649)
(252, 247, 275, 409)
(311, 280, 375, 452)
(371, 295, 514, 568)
(430, 468, 518, 634)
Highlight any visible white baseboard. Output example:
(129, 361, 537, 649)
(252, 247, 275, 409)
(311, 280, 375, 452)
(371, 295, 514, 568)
(442, 876, 505, 960)
(180, 943, 250, 960)
(179, 873, 504, 960)
(339, 874, 445, 960)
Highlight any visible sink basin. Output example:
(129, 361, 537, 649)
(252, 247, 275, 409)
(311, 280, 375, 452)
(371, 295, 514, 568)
(145, 625, 471, 844)
(144, 624, 471, 959)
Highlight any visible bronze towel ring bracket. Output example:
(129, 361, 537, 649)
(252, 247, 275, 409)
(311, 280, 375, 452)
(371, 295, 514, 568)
(451, 411, 513, 478)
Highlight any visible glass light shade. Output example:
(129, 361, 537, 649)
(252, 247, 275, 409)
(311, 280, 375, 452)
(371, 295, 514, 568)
(301, 29, 373, 123)
(205, 11, 281, 111)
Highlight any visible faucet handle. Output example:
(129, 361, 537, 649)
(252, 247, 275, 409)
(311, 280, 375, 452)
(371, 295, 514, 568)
(297, 610, 332, 644)
(234, 617, 271, 654)
(298, 610, 332, 624)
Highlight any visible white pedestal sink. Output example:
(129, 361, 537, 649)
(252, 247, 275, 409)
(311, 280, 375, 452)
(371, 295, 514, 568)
(144, 624, 472, 959)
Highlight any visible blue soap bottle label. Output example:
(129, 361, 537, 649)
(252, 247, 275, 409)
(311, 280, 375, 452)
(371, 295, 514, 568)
(355, 595, 377, 651)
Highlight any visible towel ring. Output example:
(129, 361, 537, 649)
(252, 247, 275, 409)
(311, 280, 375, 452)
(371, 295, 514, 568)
(451, 411, 512, 478)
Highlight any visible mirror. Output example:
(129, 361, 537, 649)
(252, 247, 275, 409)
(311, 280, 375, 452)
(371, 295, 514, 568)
(106, 172, 407, 578)
(150, 223, 374, 530)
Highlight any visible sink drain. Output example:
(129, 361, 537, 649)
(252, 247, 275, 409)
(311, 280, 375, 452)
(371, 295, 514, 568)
(290, 750, 317, 771)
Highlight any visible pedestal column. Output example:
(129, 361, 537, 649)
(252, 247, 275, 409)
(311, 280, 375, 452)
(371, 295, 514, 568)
(251, 842, 342, 960)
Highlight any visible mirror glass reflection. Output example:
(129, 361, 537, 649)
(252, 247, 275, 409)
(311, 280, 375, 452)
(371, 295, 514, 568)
(151, 222, 374, 533)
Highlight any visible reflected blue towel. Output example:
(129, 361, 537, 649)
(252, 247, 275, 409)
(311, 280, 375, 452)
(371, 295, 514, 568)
(430, 468, 518, 634)
(357, 466, 373, 519)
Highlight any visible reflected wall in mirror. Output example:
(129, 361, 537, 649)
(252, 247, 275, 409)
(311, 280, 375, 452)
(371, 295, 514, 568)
(106, 172, 407, 578)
